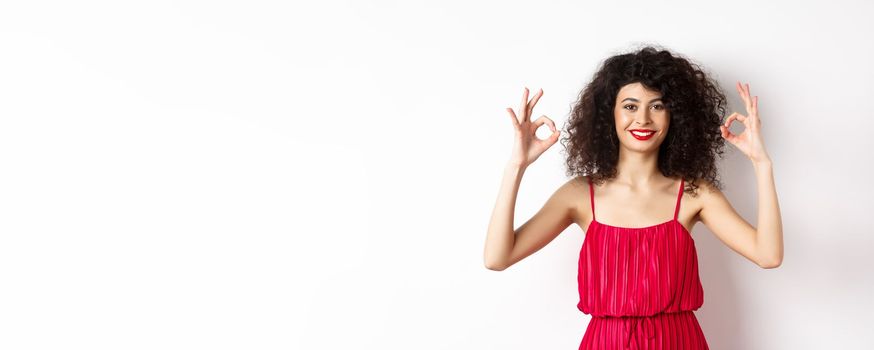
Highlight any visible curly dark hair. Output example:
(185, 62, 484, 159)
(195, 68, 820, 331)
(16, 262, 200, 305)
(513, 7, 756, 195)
(560, 44, 728, 196)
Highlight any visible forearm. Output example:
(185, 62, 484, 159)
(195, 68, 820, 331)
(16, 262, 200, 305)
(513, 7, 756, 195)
(753, 160, 784, 267)
(484, 162, 526, 270)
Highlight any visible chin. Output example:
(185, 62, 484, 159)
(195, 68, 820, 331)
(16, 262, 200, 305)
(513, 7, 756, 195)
(622, 140, 663, 152)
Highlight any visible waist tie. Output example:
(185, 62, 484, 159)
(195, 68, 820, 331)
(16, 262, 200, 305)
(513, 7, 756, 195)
(623, 315, 656, 349)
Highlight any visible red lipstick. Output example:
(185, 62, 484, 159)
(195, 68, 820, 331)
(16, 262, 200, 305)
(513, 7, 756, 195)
(629, 129, 656, 141)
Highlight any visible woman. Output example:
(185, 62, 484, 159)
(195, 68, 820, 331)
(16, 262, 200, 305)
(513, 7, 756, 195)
(483, 46, 784, 349)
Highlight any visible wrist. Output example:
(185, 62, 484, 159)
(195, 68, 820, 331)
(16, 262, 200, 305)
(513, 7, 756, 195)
(505, 161, 528, 172)
(752, 158, 772, 171)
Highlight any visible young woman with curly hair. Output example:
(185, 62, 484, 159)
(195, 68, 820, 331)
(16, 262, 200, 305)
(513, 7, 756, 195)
(483, 46, 784, 349)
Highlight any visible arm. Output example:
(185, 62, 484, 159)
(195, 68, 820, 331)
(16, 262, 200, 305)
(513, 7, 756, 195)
(483, 165, 575, 271)
(698, 160, 783, 268)
(705, 81, 784, 269)
(483, 86, 566, 271)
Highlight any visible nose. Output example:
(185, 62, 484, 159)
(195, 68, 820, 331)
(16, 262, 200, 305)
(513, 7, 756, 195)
(635, 110, 653, 125)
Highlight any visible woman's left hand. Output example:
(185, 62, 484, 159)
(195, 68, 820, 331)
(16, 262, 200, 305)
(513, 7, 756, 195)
(721, 81, 772, 164)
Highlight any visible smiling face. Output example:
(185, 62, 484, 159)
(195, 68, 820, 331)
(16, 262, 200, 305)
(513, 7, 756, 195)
(614, 82, 670, 153)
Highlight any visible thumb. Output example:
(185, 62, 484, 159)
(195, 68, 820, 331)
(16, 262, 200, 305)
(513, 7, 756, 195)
(547, 130, 561, 146)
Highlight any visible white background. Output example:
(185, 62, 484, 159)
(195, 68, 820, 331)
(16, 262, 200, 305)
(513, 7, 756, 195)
(1, 1, 872, 349)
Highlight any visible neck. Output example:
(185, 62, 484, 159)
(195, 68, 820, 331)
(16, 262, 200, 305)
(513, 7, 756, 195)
(614, 148, 663, 188)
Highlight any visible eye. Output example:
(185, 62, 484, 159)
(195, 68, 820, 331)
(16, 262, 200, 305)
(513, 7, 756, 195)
(623, 104, 637, 111)
(652, 104, 664, 110)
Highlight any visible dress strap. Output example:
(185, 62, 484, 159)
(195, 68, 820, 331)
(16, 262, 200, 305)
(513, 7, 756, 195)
(588, 177, 596, 221)
(673, 178, 684, 221)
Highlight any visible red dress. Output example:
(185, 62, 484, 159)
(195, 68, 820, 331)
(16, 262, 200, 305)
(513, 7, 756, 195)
(578, 178, 708, 349)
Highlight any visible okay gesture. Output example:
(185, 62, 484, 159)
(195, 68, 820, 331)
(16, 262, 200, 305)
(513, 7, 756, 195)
(721, 81, 772, 164)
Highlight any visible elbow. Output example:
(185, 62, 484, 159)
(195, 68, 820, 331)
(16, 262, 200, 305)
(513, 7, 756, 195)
(757, 257, 783, 269)
(485, 264, 506, 271)
(484, 257, 508, 271)
(484, 261, 507, 271)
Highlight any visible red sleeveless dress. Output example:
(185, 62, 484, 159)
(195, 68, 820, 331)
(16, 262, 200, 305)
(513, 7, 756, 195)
(578, 178, 708, 349)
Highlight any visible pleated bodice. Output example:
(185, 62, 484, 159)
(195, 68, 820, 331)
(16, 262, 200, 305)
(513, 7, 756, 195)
(577, 177, 704, 317)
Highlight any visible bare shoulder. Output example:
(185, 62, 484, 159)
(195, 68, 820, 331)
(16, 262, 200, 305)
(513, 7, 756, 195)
(686, 177, 725, 220)
(553, 175, 590, 228)
(523, 175, 588, 228)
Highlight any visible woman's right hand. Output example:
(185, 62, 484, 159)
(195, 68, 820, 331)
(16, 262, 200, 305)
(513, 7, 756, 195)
(505, 87, 560, 168)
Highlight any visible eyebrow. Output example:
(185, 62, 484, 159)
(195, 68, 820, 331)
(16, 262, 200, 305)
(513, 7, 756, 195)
(621, 97, 663, 103)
